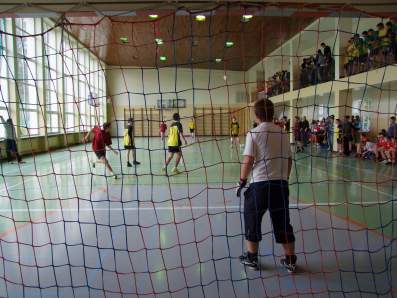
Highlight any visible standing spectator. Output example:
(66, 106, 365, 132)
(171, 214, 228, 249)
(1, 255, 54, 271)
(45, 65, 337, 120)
(342, 116, 353, 156)
(377, 22, 392, 65)
(300, 58, 308, 87)
(283, 116, 290, 133)
(352, 115, 362, 156)
(301, 116, 310, 148)
(321, 42, 332, 60)
(315, 50, 325, 83)
(387, 116, 397, 139)
(294, 116, 303, 152)
(335, 119, 343, 154)
(321, 42, 333, 80)
(325, 115, 334, 152)
(386, 21, 397, 60)
(0, 116, 24, 163)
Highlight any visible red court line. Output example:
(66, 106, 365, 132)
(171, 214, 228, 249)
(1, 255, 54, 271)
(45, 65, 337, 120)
(315, 205, 394, 242)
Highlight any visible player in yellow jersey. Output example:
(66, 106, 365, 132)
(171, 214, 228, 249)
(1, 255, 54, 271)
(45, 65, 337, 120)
(162, 113, 187, 174)
(188, 118, 196, 141)
(230, 116, 240, 147)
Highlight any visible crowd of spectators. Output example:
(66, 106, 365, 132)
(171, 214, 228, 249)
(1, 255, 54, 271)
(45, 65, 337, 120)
(300, 43, 334, 88)
(266, 70, 290, 97)
(344, 21, 397, 76)
(290, 114, 397, 165)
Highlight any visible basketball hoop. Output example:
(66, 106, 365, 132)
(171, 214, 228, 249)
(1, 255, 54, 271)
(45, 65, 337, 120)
(88, 93, 100, 107)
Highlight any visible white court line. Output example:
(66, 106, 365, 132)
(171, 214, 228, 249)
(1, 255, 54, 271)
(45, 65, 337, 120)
(0, 201, 392, 212)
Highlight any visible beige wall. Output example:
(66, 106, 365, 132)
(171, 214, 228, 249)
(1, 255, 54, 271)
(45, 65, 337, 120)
(106, 66, 248, 136)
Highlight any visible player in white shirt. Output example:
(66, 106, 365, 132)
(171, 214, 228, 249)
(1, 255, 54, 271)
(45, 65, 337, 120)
(236, 98, 297, 272)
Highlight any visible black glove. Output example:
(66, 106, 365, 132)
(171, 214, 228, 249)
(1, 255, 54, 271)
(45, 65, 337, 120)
(236, 179, 247, 197)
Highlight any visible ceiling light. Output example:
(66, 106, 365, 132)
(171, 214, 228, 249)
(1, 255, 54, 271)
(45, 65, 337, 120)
(148, 14, 158, 20)
(241, 14, 253, 22)
(225, 41, 234, 48)
(195, 15, 206, 22)
(159, 56, 167, 62)
(215, 58, 222, 63)
(155, 38, 164, 45)
(120, 36, 129, 44)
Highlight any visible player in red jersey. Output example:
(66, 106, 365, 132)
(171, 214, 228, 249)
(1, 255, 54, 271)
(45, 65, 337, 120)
(83, 122, 119, 179)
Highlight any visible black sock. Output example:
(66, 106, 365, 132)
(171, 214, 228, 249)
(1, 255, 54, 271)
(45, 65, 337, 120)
(247, 252, 258, 261)
(286, 254, 297, 264)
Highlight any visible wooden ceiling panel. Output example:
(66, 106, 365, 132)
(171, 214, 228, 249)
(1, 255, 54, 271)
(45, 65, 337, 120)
(67, 14, 315, 70)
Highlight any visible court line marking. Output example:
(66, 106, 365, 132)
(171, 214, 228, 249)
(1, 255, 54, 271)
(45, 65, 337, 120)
(294, 159, 396, 200)
(0, 201, 392, 212)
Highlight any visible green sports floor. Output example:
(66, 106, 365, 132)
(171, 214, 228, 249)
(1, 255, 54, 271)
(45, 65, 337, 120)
(0, 136, 395, 297)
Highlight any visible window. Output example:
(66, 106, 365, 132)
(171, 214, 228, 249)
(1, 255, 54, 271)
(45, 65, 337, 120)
(0, 19, 10, 139)
(43, 22, 60, 133)
(16, 18, 39, 136)
(63, 37, 78, 132)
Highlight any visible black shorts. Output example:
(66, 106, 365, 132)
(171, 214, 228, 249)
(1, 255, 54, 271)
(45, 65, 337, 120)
(5, 139, 17, 153)
(94, 150, 106, 159)
(231, 134, 238, 138)
(124, 144, 135, 150)
(189, 129, 195, 133)
(243, 180, 295, 244)
(168, 146, 181, 153)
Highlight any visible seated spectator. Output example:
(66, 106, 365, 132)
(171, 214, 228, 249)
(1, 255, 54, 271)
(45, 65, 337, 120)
(376, 131, 390, 162)
(387, 137, 397, 164)
(362, 138, 376, 160)
(357, 132, 368, 157)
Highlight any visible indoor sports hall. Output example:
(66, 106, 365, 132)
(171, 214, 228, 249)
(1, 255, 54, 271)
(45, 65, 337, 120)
(0, 1, 396, 297)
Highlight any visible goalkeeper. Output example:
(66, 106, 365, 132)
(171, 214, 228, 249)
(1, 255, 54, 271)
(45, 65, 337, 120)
(236, 98, 296, 272)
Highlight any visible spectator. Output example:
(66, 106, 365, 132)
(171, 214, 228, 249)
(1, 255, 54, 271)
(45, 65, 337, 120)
(315, 50, 325, 83)
(335, 118, 343, 154)
(376, 131, 390, 163)
(377, 22, 392, 65)
(283, 116, 290, 133)
(386, 21, 397, 60)
(301, 116, 310, 148)
(387, 116, 397, 139)
(352, 115, 362, 156)
(362, 136, 376, 160)
(321, 42, 332, 60)
(325, 115, 334, 152)
(342, 115, 353, 156)
(387, 136, 397, 164)
(293, 116, 303, 152)
(0, 115, 24, 163)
